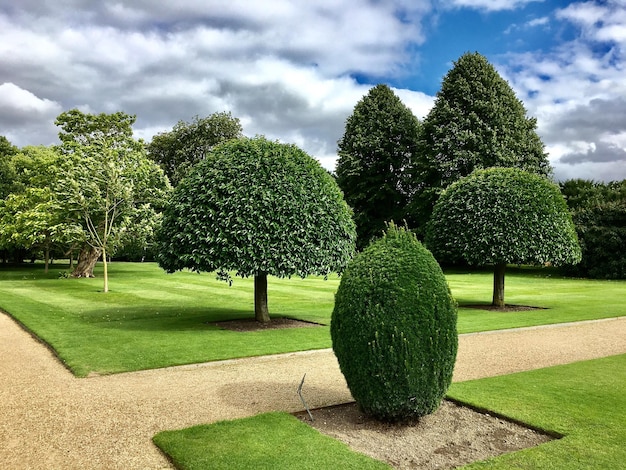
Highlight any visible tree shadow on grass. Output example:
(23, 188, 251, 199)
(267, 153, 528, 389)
(80, 306, 259, 331)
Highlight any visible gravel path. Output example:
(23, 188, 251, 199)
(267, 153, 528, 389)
(1, 312, 626, 469)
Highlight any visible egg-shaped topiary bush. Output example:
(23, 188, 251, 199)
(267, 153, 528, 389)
(331, 224, 458, 421)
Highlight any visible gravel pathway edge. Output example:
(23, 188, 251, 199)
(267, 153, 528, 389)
(1, 313, 625, 469)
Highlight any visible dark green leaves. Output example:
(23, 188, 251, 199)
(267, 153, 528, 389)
(157, 136, 356, 279)
(336, 84, 421, 249)
(407, 52, 551, 232)
(147, 112, 243, 186)
(426, 168, 581, 267)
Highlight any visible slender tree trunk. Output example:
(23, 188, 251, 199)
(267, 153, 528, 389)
(254, 273, 270, 323)
(72, 246, 101, 278)
(102, 246, 109, 293)
(44, 244, 50, 274)
(492, 263, 506, 308)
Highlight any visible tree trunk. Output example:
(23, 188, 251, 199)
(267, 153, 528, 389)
(44, 246, 50, 274)
(492, 263, 506, 308)
(254, 273, 270, 323)
(72, 246, 101, 278)
(102, 246, 109, 293)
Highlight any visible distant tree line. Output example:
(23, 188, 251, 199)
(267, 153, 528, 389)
(335, 52, 620, 283)
(560, 179, 626, 279)
(0, 51, 623, 297)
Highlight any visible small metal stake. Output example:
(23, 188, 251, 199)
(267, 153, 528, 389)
(297, 373, 314, 422)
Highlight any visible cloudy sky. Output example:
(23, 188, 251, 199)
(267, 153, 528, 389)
(1, 0, 625, 181)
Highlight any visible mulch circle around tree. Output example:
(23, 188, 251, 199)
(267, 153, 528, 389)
(462, 304, 548, 312)
(208, 317, 323, 332)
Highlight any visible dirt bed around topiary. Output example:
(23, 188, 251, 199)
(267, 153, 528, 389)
(295, 400, 554, 470)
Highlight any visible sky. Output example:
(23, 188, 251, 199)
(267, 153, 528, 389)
(1, 0, 625, 182)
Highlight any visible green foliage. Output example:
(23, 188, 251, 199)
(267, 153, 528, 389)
(154, 412, 390, 470)
(0, 146, 83, 266)
(54, 109, 171, 288)
(157, 136, 356, 280)
(336, 84, 421, 249)
(426, 168, 581, 267)
(407, 52, 551, 232)
(560, 179, 626, 279)
(0, 136, 19, 199)
(147, 112, 243, 186)
(56, 109, 138, 150)
(331, 224, 457, 421)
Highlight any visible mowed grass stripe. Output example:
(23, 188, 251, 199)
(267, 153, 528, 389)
(0, 262, 624, 376)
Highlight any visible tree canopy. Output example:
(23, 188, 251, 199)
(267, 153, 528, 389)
(560, 179, 626, 279)
(336, 84, 421, 249)
(0, 146, 83, 271)
(55, 109, 171, 289)
(407, 52, 551, 233)
(147, 112, 243, 186)
(426, 168, 581, 307)
(0, 136, 19, 199)
(157, 136, 356, 323)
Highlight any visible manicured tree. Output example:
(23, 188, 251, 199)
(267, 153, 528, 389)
(407, 52, 551, 233)
(331, 224, 457, 421)
(336, 84, 421, 249)
(426, 168, 581, 308)
(156, 136, 356, 323)
(147, 112, 243, 186)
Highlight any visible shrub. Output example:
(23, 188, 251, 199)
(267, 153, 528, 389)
(330, 224, 457, 421)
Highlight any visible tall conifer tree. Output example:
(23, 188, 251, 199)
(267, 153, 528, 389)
(336, 84, 421, 249)
(407, 52, 551, 233)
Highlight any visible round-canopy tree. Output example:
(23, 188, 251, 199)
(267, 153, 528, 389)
(426, 168, 581, 308)
(157, 136, 356, 323)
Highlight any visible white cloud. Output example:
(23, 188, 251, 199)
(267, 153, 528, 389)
(447, 0, 543, 12)
(0, 82, 61, 115)
(0, 0, 432, 167)
(0, 82, 61, 145)
(495, 1, 626, 181)
(1, 0, 625, 183)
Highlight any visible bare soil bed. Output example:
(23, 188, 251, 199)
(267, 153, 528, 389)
(295, 401, 554, 469)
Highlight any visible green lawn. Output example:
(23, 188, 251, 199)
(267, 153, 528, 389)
(154, 354, 626, 470)
(153, 412, 390, 470)
(447, 353, 626, 469)
(0, 262, 623, 376)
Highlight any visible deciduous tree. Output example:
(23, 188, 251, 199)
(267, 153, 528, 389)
(426, 168, 580, 307)
(157, 136, 356, 323)
(0, 136, 19, 199)
(0, 146, 83, 271)
(147, 112, 242, 186)
(561, 179, 626, 279)
(55, 110, 171, 289)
